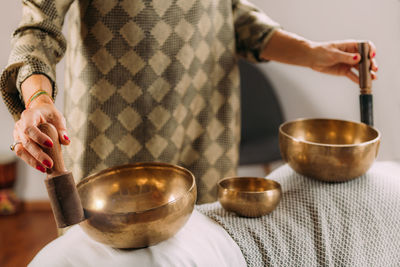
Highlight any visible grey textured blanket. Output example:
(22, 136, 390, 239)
(197, 163, 400, 266)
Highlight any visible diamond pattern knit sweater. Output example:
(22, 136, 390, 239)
(0, 0, 279, 203)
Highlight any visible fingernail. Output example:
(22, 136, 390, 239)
(44, 140, 53, 148)
(64, 135, 70, 141)
(43, 160, 52, 168)
(36, 165, 46, 173)
(353, 55, 359, 60)
(372, 52, 376, 58)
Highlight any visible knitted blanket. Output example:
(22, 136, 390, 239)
(197, 162, 400, 266)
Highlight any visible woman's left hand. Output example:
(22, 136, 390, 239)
(309, 40, 378, 84)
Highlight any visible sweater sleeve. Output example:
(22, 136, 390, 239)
(232, 0, 280, 62)
(0, 0, 73, 120)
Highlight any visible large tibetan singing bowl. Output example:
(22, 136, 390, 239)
(218, 177, 282, 217)
(279, 118, 380, 182)
(77, 162, 196, 248)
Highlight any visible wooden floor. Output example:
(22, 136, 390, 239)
(0, 202, 57, 267)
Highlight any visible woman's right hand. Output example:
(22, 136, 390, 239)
(12, 74, 70, 173)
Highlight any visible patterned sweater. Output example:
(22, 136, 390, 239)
(0, 0, 278, 203)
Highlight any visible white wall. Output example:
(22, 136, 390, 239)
(0, 0, 399, 200)
(253, 0, 400, 161)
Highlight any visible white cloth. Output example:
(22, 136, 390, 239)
(29, 210, 246, 267)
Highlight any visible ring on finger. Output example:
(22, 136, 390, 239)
(10, 141, 22, 151)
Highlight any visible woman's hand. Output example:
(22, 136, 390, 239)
(261, 29, 378, 84)
(309, 40, 378, 84)
(12, 74, 70, 172)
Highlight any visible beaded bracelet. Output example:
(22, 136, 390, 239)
(25, 89, 54, 108)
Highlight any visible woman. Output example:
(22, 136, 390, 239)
(1, 0, 378, 203)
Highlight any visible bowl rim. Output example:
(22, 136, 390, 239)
(217, 176, 282, 194)
(76, 162, 196, 215)
(279, 117, 381, 148)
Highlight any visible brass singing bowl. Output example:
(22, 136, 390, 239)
(218, 177, 282, 217)
(279, 118, 380, 182)
(76, 162, 197, 248)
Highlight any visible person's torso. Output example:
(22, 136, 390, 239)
(63, 0, 241, 203)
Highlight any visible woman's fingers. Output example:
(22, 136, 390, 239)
(19, 108, 53, 147)
(23, 125, 54, 149)
(21, 102, 71, 146)
(363, 41, 378, 76)
(356, 41, 378, 80)
(332, 49, 360, 65)
(370, 57, 378, 72)
(370, 70, 377, 80)
(333, 40, 378, 82)
(347, 67, 377, 83)
(368, 41, 377, 59)
(14, 144, 47, 173)
(21, 135, 53, 168)
(13, 130, 50, 173)
(14, 120, 54, 172)
(56, 121, 70, 146)
(46, 110, 70, 145)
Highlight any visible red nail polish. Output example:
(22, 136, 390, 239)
(43, 160, 52, 168)
(372, 52, 376, 58)
(64, 135, 70, 141)
(44, 140, 53, 148)
(353, 55, 358, 60)
(36, 165, 46, 173)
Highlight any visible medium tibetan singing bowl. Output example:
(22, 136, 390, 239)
(218, 177, 282, 217)
(279, 118, 380, 182)
(77, 162, 196, 248)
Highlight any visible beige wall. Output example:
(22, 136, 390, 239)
(1, 0, 399, 200)
(253, 0, 400, 161)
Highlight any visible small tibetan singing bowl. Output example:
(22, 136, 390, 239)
(77, 162, 196, 249)
(279, 118, 380, 182)
(218, 177, 282, 217)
